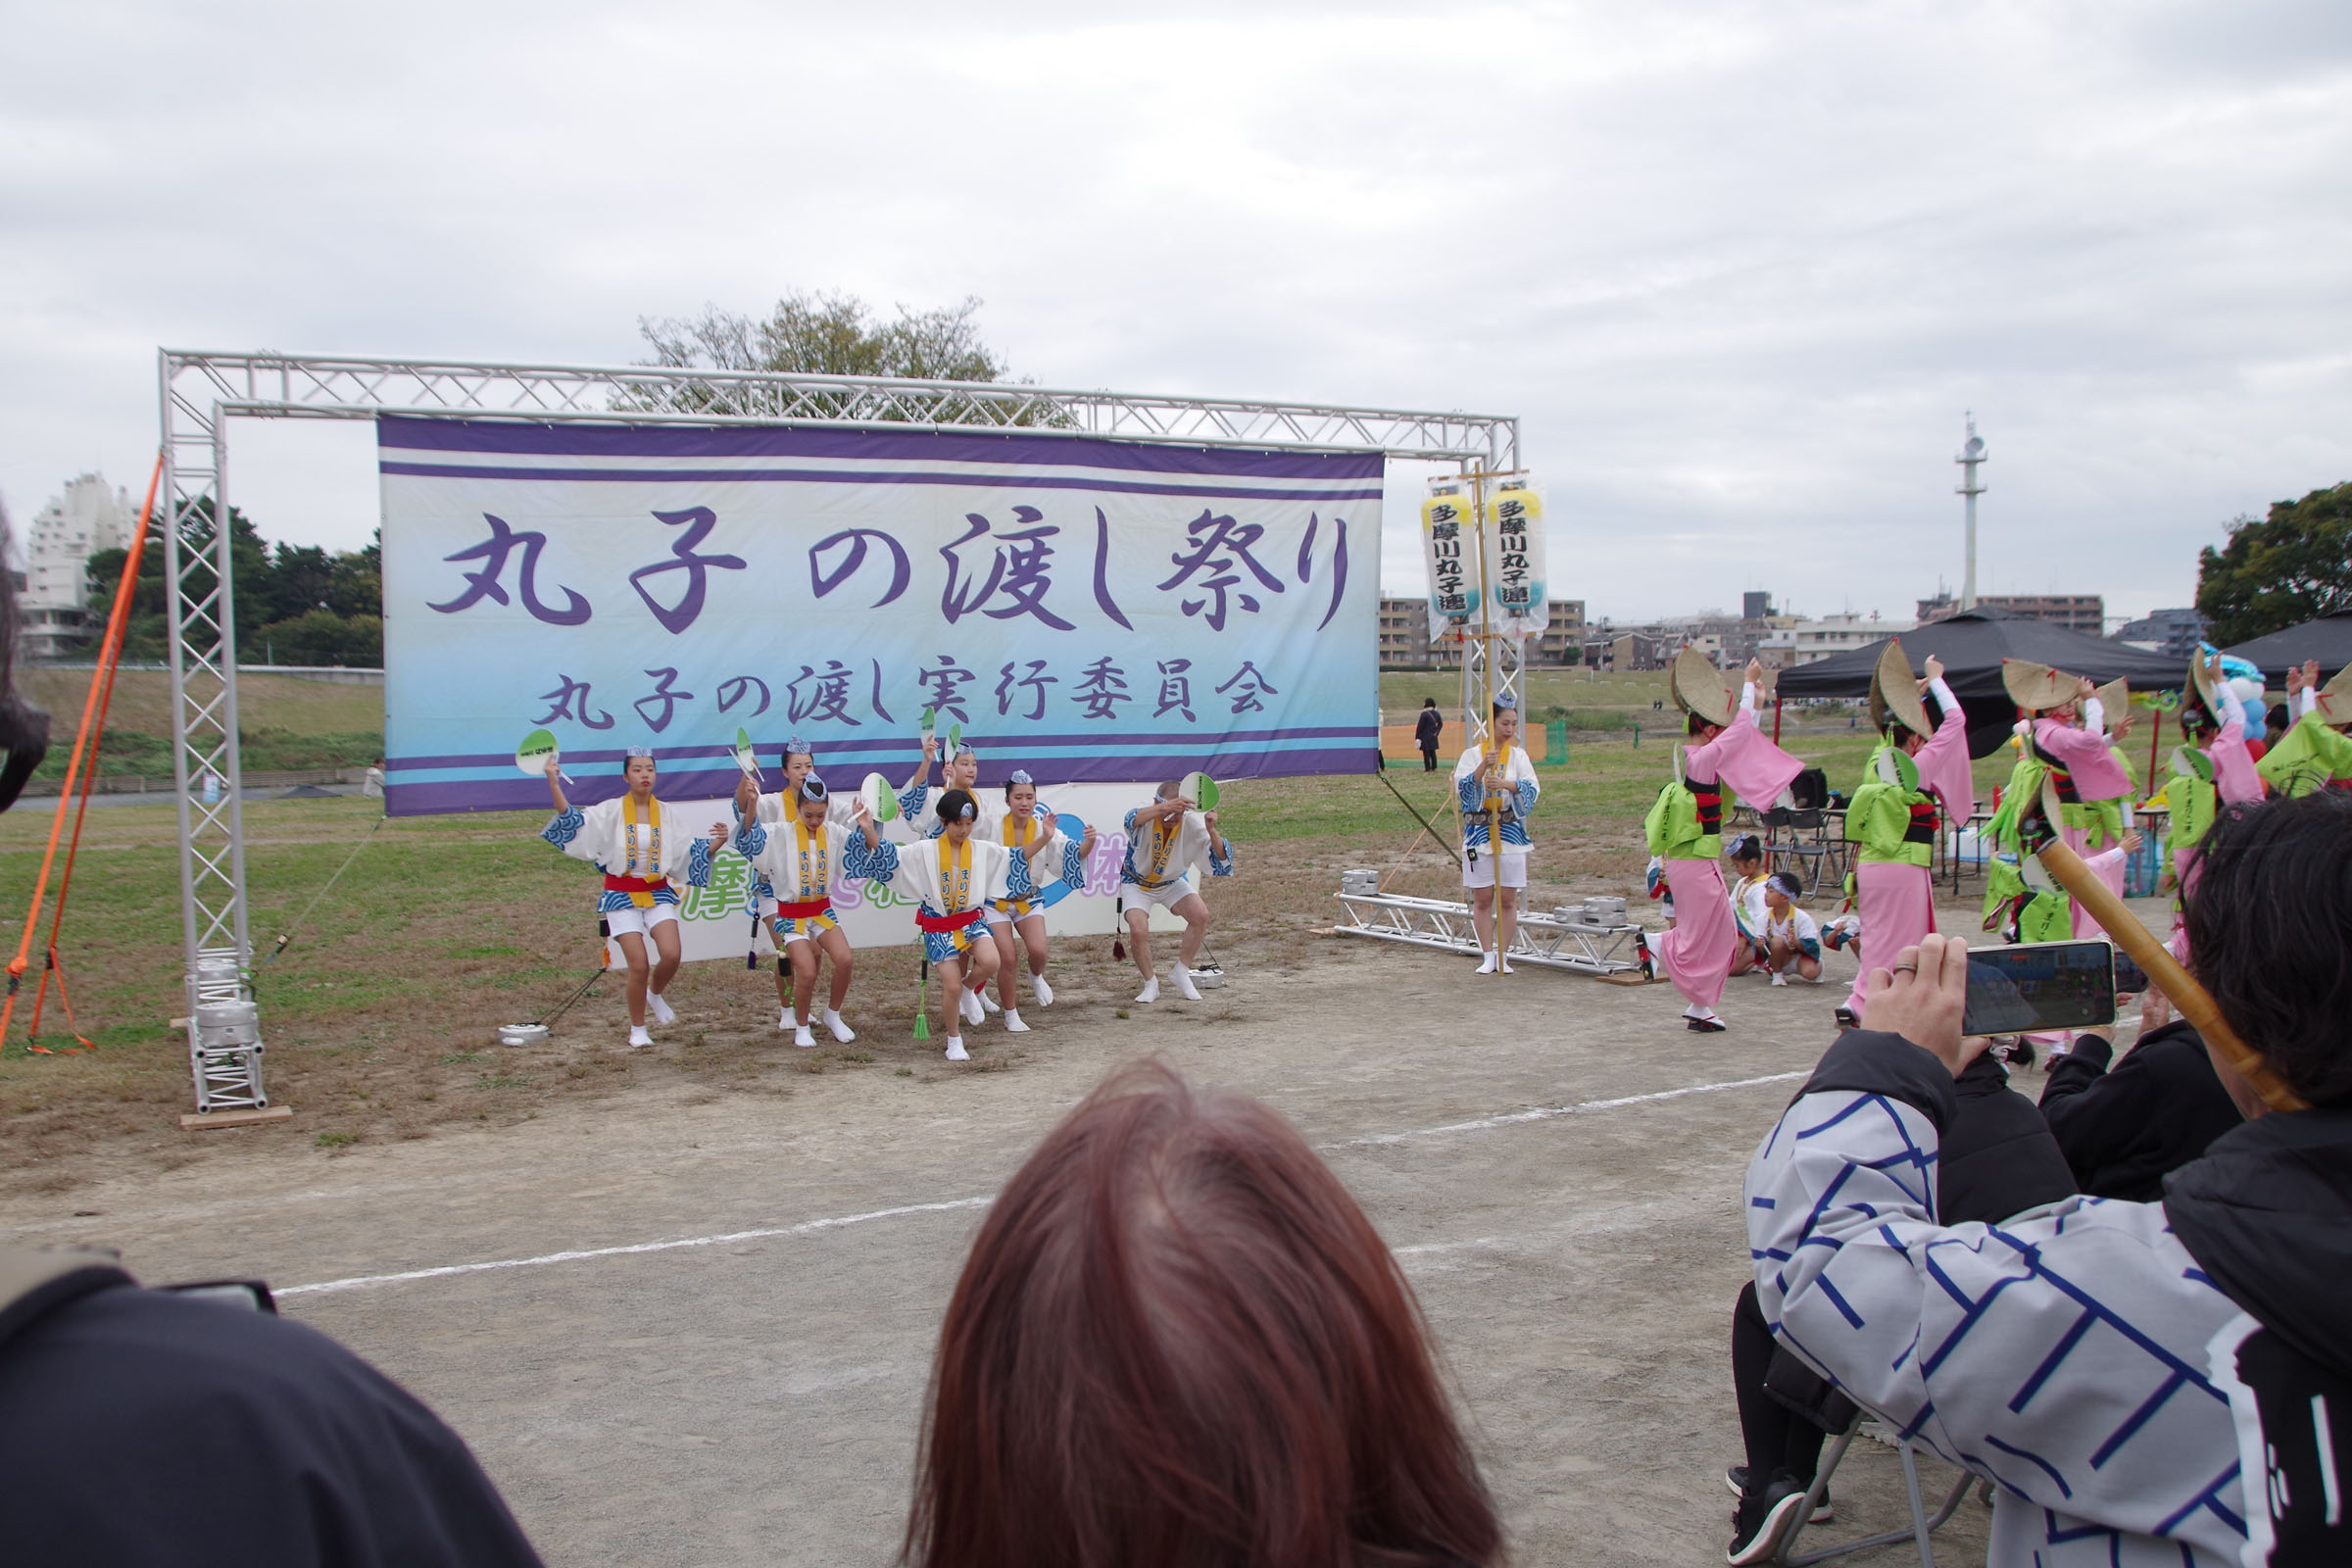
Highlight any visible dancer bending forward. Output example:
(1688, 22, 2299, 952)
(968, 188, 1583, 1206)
(1120, 780, 1234, 1003)
(541, 748, 726, 1048)
(980, 769, 1096, 1034)
(856, 788, 1008, 1062)
(734, 776, 892, 1049)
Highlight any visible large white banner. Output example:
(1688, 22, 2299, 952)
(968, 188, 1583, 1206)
(379, 418, 1383, 814)
(588, 784, 1186, 967)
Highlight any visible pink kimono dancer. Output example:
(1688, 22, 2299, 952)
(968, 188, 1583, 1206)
(2063, 821, 2131, 942)
(1843, 861, 1936, 1018)
(1657, 858, 1738, 1009)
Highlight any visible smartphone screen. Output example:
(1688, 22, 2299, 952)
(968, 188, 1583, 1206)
(1962, 941, 2117, 1036)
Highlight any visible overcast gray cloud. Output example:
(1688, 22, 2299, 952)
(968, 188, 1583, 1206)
(4, 0, 2348, 624)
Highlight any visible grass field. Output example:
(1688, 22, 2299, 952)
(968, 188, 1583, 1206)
(21, 669, 385, 777)
(0, 663, 1997, 1191)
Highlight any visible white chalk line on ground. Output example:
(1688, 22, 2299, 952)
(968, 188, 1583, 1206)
(277, 1069, 1807, 1298)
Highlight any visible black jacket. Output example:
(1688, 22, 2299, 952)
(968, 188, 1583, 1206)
(2166, 1108, 2352, 1564)
(0, 1254, 544, 1567)
(1941, 1051, 2080, 1223)
(2037, 1021, 2244, 1200)
(1415, 708, 1445, 748)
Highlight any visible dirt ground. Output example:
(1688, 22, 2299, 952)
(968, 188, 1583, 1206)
(0, 879, 2141, 1567)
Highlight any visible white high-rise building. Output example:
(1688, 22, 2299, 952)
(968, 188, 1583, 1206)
(21, 472, 132, 659)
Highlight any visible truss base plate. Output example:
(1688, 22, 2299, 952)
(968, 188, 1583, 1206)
(179, 1104, 294, 1131)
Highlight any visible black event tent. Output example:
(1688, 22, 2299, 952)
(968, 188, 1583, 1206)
(1774, 610, 2186, 759)
(2224, 613, 2352, 686)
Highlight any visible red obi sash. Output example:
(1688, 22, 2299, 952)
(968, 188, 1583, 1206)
(915, 907, 985, 933)
(603, 874, 670, 895)
(775, 898, 832, 920)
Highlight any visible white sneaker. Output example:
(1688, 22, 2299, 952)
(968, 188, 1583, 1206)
(1475, 951, 1498, 975)
(628, 1025, 653, 1049)
(1171, 964, 1202, 1002)
(944, 1036, 970, 1062)
(647, 992, 677, 1024)
(1031, 974, 1054, 1006)
(1134, 976, 1159, 1004)
(777, 1006, 793, 1031)
(823, 1008, 856, 1043)
(793, 1024, 816, 1048)
(980, 989, 1002, 1014)
(1771, 972, 1788, 987)
(960, 988, 986, 1025)
(1004, 1008, 1030, 1034)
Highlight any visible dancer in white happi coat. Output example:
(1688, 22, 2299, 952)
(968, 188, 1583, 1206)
(731, 776, 894, 1049)
(897, 735, 981, 828)
(540, 748, 727, 1048)
(735, 736, 927, 1029)
(1454, 697, 1541, 974)
(1119, 780, 1234, 1004)
(852, 787, 1009, 1062)
(977, 769, 1096, 1034)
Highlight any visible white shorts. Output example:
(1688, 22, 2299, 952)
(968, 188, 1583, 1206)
(604, 903, 680, 939)
(1122, 876, 1198, 911)
(1462, 848, 1528, 890)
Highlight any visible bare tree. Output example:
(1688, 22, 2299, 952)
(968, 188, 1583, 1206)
(638, 291, 1007, 382)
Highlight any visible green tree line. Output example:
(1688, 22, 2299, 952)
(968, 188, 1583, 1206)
(82, 498, 382, 666)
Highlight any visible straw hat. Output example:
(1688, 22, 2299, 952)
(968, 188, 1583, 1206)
(2187, 651, 2224, 716)
(1868, 639, 1932, 739)
(2316, 662, 2352, 726)
(2001, 659, 2081, 713)
(1669, 647, 1735, 728)
(2092, 677, 2132, 738)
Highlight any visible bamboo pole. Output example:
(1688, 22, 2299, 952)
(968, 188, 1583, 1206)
(2034, 838, 2305, 1112)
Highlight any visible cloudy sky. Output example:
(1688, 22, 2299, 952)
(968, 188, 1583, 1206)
(6, 0, 2348, 625)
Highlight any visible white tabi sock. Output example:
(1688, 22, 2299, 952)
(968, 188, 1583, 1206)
(793, 1024, 816, 1048)
(980, 989, 1002, 1013)
(1171, 963, 1202, 1002)
(628, 1024, 653, 1048)
(647, 991, 676, 1024)
(777, 1006, 793, 1031)
(823, 1008, 856, 1043)
(1498, 952, 1514, 974)
(1475, 951, 1499, 975)
(1683, 1004, 1718, 1022)
(960, 987, 986, 1025)
(944, 1035, 970, 1061)
(1031, 973, 1054, 1006)
(1134, 976, 1159, 1004)
(1004, 1007, 1030, 1034)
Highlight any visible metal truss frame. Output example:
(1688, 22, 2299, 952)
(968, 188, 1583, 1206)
(1332, 890, 1650, 978)
(158, 348, 1520, 1112)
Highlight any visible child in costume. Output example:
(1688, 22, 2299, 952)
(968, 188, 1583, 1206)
(1453, 697, 1541, 974)
(734, 737, 925, 1030)
(1757, 872, 1823, 985)
(1646, 654, 1801, 1032)
(1838, 644, 1968, 1028)
(2257, 660, 2352, 798)
(978, 769, 1096, 1033)
(540, 748, 727, 1048)
(1723, 835, 1772, 977)
(1120, 780, 1234, 1004)
(852, 787, 1008, 1063)
(732, 776, 894, 1049)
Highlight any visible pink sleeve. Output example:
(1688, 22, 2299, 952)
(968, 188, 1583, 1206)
(2034, 718, 2133, 801)
(1711, 710, 1804, 806)
(1915, 685, 1975, 818)
(2209, 691, 2265, 804)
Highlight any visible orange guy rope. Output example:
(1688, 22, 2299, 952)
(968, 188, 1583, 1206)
(3, 452, 164, 1053)
(2034, 837, 2306, 1113)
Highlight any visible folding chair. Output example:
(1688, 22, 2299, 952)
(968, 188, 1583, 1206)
(1775, 1412, 1983, 1567)
(1760, 808, 1839, 903)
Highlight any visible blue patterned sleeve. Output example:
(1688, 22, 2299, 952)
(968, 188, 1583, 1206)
(1122, 807, 1143, 836)
(734, 821, 768, 859)
(1456, 773, 1483, 815)
(844, 832, 900, 883)
(1207, 829, 1234, 877)
(1515, 778, 1539, 818)
(898, 782, 929, 822)
(541, 807, 585, 849)
(1059, 837, 1088, 889)
(1747, 1077, 2247, 1554)
(684, 835, 713, 888)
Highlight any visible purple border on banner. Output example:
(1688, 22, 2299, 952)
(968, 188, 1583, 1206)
(378, 462, 1381, 502)
(377, 416, 1387, 481)
(388, 726, 1376, 774)
(388, 747, 1379, 817)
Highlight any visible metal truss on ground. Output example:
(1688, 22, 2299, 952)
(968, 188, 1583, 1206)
(158, 348, 1521, 1113)
(1331, 889, 1653, 979)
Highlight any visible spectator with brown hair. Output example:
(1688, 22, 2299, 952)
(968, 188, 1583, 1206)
(905, 1059, 1503, 1568)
